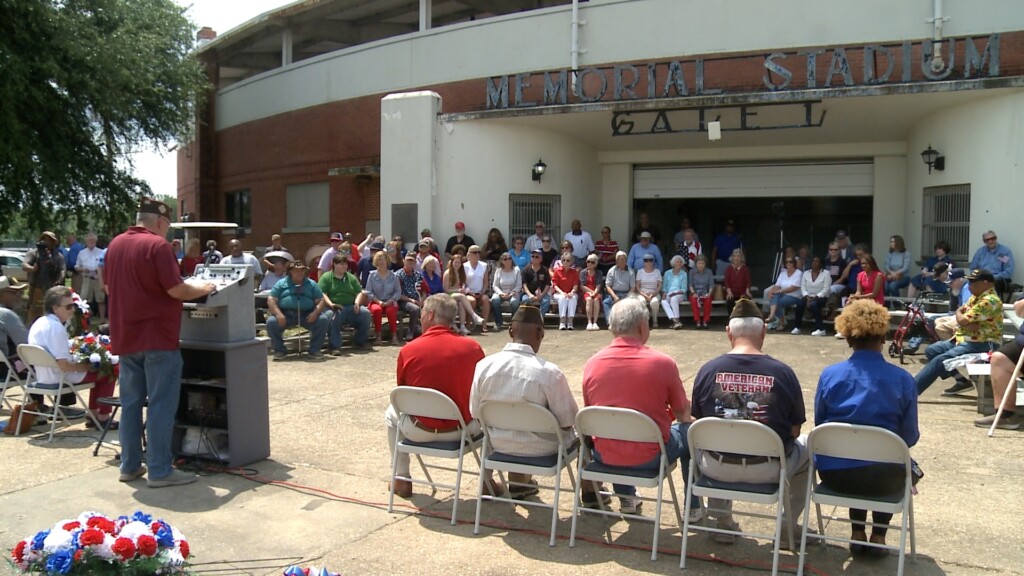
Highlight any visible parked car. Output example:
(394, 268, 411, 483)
(0, 249, 28, 283)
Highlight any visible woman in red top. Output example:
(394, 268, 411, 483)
(580, 254, 605, 330)
(723, 248, 751, 312)
(551, 253, 580, 330)
(594, 226, 619, 275)
(849, 253, 885, 305)
(179, 238, 204, 277)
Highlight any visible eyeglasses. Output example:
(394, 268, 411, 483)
(983, 236, 997, 242)
(587, 260, 597, 264)
(786, 259, 796, 264)
(542, 239, 551, 243)
(531, 255, 541, 259)
(469, 251, 481, 254)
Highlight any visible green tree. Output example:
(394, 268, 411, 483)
(0, 0, 206, 237)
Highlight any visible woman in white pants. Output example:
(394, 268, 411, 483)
(635, 254, 663, 328)
(550, 254, 580, 330)
(661, 255, 688, 330)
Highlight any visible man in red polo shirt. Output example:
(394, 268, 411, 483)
(582, 297, 700, 517)
(385, 293, 500, 498)
(104, 198, 216, 489)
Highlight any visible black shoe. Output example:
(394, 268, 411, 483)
(942, 379, 974, 396)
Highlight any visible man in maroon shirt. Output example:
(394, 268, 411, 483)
(384, 293, 500, 498)
(104, 198, 216, 488)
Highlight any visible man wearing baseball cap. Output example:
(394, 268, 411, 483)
(104, 197, 218, 488)
(444, 222, 475, 260)
(915, 269, 1003, 396)
(317, 232, 346, 274)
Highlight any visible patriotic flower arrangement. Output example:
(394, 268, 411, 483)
(67, 333, 119, 378)
(67, 292, 92, 338)
(284, 567, 340, 576)
(9, 511, 190, 575)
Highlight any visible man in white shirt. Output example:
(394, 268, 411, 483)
(75, 233, 107, 321)
(563, 219, 595, 268)
(470, 305, 578, 499)
(222, 239, 263, 287)
(524, 221, 546, 254)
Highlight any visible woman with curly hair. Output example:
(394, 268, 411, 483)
(814, 299, 920, 556)
(481, 228, 509, 265)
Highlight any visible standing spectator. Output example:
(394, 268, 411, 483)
(463, 246, 491, 331)
(319, 255, 371, 354)
(180, 238, 203, 277)
(490, 252, 522, 330)
(266, 260, 331, 360)
(627, 231, 663, 271)
(662, 255, 688, 330)
(848, 253, 885, 306)
(63, 234, 84, 293)
(318, 232, 346, 274)
(395, 254, 424, 342)
(603, 251, 635, 320)
(969, 230, 1015, 297)
(817, 299, 919, 555)
(691, 297, 809, 545)
(672, 217, 698, 252)
(564, 219, 595, 268)
(594, 226, 619, 275)
(765, 257, 803, 331)
(22, 231, 66, 324)
(269, 233, 288, 253)
(635, 254, 662, 329)
(481, 228, 509, 265)
(915, 269, 1003, 395)
(688, 255, 715, 329)
(75, 233, 107, 322)
(907, 241, 954, 298)
(580, 254, 605, 330)
(202, 240, 222, 266)
(470, 305, 579, 499)
(524, 221, 546, 254)
(520, 249, 552, 316)
(551, 253, 580, 330)
(884, 235, 912, 300)
(675, 228, 702, 272)
(974, 297, 1024, 430)
(711, 219, 743, 276)
(444, 222, 476, 260)
(104, 197, 217, 487)
(385, 294, 498, 499)
(792, 256, 831, 336)
(365, 251, 402, 345)
(222, 239, 263, 286)
(631, 211, 662, 246)
(509, 236, 530, 269)
(723, 249, 752, 314)
(582, 298, 698, 515)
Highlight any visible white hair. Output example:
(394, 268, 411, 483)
(670, 255, 685, 267)
(423, 293, 457, 325)
(728, 317, 764, 339)
(608, 297, 649, 336)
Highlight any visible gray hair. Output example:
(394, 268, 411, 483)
(44, 285, 72, 314)
(136, 212, 160, 226)
(615, 250, 628, 260)
(422, 293, 457, 325)
(608, 297, 649, 336)
(730, 248, 745, 263)
(728, 317, 764, 339)
(670, 255, 685, 267)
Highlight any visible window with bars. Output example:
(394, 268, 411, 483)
(509, 194, 561, 242)
(921, 184, 970, 261)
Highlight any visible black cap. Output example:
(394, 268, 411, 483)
(966, 268, 995, 283)
(139, 197, 172, 218)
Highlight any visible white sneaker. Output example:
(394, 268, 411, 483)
(834, 332, 845, 339)
(619, 496, 643, 515)
(459, 325, 471, 335)
(687, 507, 704, 523)
(559, 323, 567, 330)
(473, 314, 484, 326)
(790, 327, 801, 335)
(811, 329, 827, 337)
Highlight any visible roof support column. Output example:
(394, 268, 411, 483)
(282, 28, 293, 66)
(419, 0, 432, 31)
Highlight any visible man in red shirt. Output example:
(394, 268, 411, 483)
(582, 297, 700, 516)
(104, 198, 216, 488)
(384, 293, 499, 498)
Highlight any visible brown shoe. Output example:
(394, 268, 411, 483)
(390, 479, 413, 498)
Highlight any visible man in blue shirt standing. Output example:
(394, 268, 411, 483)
(969, 230, 1014, 297)
(63, 233, 84, 293)
(627, 231, 662, 271)
(711, 219, 743, 276)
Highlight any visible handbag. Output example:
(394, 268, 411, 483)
(3, 402, 39, 435)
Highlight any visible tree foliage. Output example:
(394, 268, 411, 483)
(0, 0, 206, 237)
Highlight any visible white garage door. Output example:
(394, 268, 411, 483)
(633, 161, 874, 199)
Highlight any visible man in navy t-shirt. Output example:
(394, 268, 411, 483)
(690, 297, 809, 546)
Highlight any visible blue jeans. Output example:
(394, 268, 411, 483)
(267, 310, 330, 353)
(119, 350, 182, 479)
(327, 305, 370, 348)
(770, 293, 801, 320)
(490, 294, 521, 328)
(603, 290, 630, 319)
(593, 422, 700, 509)
(915, 339, 998, 394)
(885, 276, 912, 298)
(520, 293, 551, 315)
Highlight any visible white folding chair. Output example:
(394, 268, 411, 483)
(1, 348, 25, 410)
(473, 401, 579, 547)
(681, 418, 790, 576)
(15, 344, 100, 442)
(569, 406, 683, 561)
(387, 386, 483, 525)
(797, 423, 916, 576)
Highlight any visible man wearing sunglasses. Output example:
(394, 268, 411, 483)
(969, 231, 1015, 298)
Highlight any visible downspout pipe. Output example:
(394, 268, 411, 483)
(927, 0, 949, 73)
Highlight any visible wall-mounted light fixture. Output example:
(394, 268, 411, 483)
(921, 145, 945, 174)
(532, 158, 547, 182)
